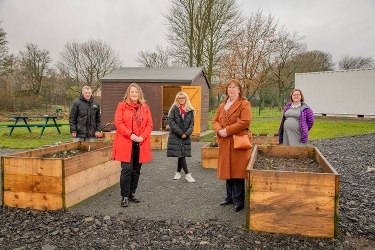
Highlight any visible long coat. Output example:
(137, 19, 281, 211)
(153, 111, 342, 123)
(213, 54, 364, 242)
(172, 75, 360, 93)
(112, 102, 153, 163)
(69, 94, 101, 138)
(212, 98, 252, 180)
(167, 105, 194, 158)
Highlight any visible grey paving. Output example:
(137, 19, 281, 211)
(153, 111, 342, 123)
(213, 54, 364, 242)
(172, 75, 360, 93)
(0, 143, 246, 228)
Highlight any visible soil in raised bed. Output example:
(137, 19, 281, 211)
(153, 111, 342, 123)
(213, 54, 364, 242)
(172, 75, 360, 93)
(42, 149, 88, 158)
(254, 153, 323, 173)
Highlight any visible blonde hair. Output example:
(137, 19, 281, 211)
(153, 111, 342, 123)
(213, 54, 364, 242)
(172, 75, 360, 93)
(168, 91, 195, 115)
(123, 83, 146, 104)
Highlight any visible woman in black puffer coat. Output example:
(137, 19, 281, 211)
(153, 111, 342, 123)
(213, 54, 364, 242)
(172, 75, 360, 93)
(167, 91, 195, 182)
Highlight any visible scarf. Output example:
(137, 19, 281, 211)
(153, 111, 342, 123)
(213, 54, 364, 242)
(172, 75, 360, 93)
(127, 102, 143, 135)
(179, 104, 186, 119)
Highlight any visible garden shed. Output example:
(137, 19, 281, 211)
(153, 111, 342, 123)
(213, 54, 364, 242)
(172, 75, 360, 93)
(100, 67, 211, 136)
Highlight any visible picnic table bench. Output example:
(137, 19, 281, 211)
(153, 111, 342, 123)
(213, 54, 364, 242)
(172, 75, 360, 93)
(3, 115, 64, 137)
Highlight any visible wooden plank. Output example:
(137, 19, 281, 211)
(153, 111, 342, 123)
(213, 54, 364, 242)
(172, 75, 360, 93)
(249, 170, 337, 196)
(252, 136, 278, 145)
(5, 142, 80, 158)
(65, 171, 119, 208)
(201, 143, 218, 168)
(3, 174, 63, 194)
(257, 145, 314, 158)
(2, 158, 63, 177)
(3, 191, 63, 210)
(104, 131, 115, 141)
(249, 192, 335, 217)
(65, 160, 119, 193)
(314, 147, 339, 174)
(249, 213, 335, 238)
(64, 146, 113, 176)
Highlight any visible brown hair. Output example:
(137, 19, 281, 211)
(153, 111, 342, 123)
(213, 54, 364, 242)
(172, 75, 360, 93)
(123, 83, 146, 104)
(289, 89, 305, 102)
(224, 79, 246, 103)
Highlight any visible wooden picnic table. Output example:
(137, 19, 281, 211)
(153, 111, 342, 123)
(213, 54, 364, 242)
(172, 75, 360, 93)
(5, 115, 62, 137)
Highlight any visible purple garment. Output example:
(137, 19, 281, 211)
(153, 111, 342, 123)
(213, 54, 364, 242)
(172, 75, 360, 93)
(278, 102, 314, 144)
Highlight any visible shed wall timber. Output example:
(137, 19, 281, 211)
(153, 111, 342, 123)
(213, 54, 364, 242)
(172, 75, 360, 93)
(191, 72, 210, 132)
(101, 80, 209, 132)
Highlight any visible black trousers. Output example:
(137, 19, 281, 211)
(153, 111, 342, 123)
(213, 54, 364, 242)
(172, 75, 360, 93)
(120, 142, 142, 197)
(225, 179, 245, 206)
(177, 157, 189, 174)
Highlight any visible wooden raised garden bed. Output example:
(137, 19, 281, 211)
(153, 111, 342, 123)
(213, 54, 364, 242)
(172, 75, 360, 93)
(252, 133, 278, 145)
(201, 134, 279, 169)
(1, 141, 119, 211)
(246, 145, 339, 238)
(104, 131, 169, 150)
(201, 142, 219, 169)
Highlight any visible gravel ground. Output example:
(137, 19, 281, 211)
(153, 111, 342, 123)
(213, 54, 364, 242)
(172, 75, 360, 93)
(1, 134, 375, 249)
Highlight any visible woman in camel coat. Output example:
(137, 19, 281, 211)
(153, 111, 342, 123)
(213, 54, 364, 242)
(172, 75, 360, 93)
(212, 79, 252, 212)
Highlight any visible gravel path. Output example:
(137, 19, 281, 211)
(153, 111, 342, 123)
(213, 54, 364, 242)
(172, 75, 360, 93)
(1, 134, 375, 249)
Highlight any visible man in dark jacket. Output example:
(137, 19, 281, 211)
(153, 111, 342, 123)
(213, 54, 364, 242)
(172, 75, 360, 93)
(69, 86, 101, 142)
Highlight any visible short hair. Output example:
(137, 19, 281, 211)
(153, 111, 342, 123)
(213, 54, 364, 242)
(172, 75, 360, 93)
(289, 89, 305, 102)
(81, 86, 92, 93)
(123, 83, 146, 104)
(224, 79, 245, 103)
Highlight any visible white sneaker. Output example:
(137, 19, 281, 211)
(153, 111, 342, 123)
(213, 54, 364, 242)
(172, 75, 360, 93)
(185, 173, 195, 183)
(173, 172, 181, 180)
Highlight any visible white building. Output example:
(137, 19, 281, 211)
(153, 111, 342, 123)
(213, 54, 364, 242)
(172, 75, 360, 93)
(295, 68, 375, 118)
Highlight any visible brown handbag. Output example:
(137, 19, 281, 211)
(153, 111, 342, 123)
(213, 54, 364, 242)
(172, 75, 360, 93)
(233, 132, 252, 150)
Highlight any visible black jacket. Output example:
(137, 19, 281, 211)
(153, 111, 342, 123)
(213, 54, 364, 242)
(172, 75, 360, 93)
(167, 105, 194, 158)
(69, 94, 101, 138)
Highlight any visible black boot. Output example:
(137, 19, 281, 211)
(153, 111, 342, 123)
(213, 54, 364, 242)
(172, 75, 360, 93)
(129, 193, 140, 203)
(120, 197, 128, 207)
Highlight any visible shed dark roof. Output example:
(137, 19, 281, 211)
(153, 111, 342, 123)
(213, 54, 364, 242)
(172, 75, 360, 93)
(101, 67, 207, 83)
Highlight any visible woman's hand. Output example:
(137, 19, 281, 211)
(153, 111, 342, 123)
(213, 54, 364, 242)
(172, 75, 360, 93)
(218, 129, 227, 137)
(181, 134, 187, 139)
(131, 134, 144, 142)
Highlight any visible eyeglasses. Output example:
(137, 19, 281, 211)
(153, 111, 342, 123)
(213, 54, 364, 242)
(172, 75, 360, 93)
(178, 97, 186, 100)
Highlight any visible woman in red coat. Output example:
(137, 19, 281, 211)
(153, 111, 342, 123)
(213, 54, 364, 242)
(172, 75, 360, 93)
(212, 79, 252, 212)
(112, 83, 153, 207)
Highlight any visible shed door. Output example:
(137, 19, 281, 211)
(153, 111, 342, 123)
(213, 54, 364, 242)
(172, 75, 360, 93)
(182, 86, 201, 136)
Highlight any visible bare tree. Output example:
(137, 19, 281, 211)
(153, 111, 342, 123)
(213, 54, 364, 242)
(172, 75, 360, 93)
(136, 44, 176, 67)
(18, 43, 52, 96)
(57, 39, 122, 94)
(163, 0, 242, 83)
(218, 10, 278, 99)
(0, 22, 11, 77)
(296, 50, 335, 73)
(338, 55, 374, 70)
(269, 28, 307, 109)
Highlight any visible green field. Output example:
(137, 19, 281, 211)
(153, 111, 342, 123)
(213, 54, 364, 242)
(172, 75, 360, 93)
(201, 108, 375, 143)
(1, 110, 375, 149)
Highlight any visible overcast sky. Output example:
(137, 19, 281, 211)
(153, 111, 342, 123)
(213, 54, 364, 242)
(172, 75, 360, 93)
(1, 0, 374, 69)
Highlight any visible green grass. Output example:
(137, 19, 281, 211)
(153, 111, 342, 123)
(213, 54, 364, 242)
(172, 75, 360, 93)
(0, 120, 72, 149)
(201, 112, 375, 142)
(1, 116, 375, 149)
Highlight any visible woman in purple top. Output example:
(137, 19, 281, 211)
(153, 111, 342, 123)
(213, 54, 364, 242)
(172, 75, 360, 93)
(278, 89, 314, 146)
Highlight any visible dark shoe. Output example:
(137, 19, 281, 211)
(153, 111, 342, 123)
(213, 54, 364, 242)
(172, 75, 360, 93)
(120, 197, 128, 207)
(220, 200, 234, 205)
(234, 205, 244, 212)
(129, 194, 140, 203)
